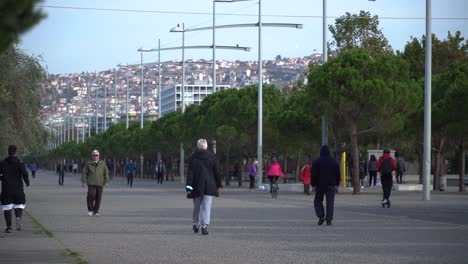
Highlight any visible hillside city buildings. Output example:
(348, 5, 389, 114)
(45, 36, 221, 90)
(42, 54, 322, 141)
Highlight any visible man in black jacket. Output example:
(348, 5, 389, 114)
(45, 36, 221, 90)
(311, 145, 340, 226)
(186, 139, 222, 235)
(0, 145, 30, 233)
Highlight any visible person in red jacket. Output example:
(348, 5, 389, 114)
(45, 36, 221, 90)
(265, 156, 285, 193)
(377, 149, 396, 208)
(300, 164, 312, 195)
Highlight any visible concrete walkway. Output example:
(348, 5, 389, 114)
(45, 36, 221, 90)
(1, 170, 468, 264)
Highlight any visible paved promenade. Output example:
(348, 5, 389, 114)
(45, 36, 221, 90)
(1, 170, 468, 264)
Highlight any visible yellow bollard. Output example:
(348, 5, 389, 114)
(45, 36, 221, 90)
(341, 152, 347, 187)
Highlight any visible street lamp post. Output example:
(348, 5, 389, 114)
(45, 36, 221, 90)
(170, 23, 186, 184)
(140, 51, 144, 129)
(322, 0, 328, 146)
(95, 84, 99, 135)
(114, 69, 117, 124)
(126, 66, 129, 129)
(423, 0, 431, 201)
(257, 0, 263, 188)
(88, 85, 91, 138)
(158, 39, 162, 119)
(140, 51, 144, 179)
(104, 82, 107, 131)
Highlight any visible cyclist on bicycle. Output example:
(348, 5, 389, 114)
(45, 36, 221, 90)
(265, 156, 285, 193)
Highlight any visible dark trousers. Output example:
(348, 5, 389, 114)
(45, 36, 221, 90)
(32, 171, 36, 178)
(59, 173, 64, 185)
(396, 171, 403, 184)
(127, 173, 134, 187)
(303, 184, 311, 195)
(157, 173, 164, 184)
(269, 176, 278, 193)
(381, 174, 393, 200)
(87, 185, 103, 213)
(249, 175, 256, 189)
(369, 171, 377, 186)
(314, 186, 336, 222)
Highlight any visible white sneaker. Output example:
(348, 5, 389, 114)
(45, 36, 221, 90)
(94, 213, 100, 217)
(382, 199, 387, 204)
(88, 211, 93, 216)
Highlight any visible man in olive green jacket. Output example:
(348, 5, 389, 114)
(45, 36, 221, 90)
(81, 150, 109, 216)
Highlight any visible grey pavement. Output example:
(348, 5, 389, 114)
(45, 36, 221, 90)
(1, 170, 468, 264)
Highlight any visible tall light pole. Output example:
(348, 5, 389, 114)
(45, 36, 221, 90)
(158, 39, 162, 119)
(114, 69, 117, 124)
(140, 51, 145, 179)
(322, 0, 328, 146)
(88, 85, 91, 138)
(104, 82, 107, 131)
(126, 66, 130, 129)
(257, 0, 264, 188)
(170, 23, 186, 184)
(95, 84, 99, 135)
(423, 0, 431, 200)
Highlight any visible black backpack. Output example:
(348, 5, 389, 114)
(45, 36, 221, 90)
(381, 158, 393, 176)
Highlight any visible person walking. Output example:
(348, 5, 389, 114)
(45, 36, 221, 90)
(81, 150, 109, 216)
(248, 160, 258, 190)
(186, 139, 222, 236)
(265, 156, 285, 193)
(368, 155, 378, 188)
(395, 153, 406, 184)
(58, 160, 65, 186)
(377, 149, 396, 208)
(0, 145, 30, 233)
(359, 160, 366, 189)
(30, 162, 38, 178)
(300, 163, 312, 195)
(155, 159, 165, 184)
(126, 160, 136, 187)
(72, 162, 78, 174)
(311, 145, 340, 226)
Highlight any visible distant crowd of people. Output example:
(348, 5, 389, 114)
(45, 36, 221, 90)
(0, 140, 405, 236)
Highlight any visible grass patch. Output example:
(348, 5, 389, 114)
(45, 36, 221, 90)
(24, 210, 54, 238)
(62, 248, 89, 264)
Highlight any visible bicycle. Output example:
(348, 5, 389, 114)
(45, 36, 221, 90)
(270, 177, 279, 199)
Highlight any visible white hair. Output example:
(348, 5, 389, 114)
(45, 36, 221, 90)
(197, 139, 208, 150)
(92, 150, 100, 155)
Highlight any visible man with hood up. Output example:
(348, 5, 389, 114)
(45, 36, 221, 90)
(0, 145, 30, 233)
(311, 145, 340, 226)
(186, 139, 222, 235)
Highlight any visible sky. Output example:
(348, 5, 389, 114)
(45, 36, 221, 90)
(19, 0, 468, 74)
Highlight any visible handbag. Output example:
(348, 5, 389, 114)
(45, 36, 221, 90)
(186, 191, 194, 199)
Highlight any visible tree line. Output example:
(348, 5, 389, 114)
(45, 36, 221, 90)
(6, 10, 467, 194)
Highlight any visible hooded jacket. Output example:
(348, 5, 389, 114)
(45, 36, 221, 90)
(0, 156, 29, 193)
(186, 150, 222, 198)
(265, 161, 285, 177)
(311, 145, 341, 189)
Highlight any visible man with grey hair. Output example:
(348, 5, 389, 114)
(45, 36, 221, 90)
(82, 150, 109, 216)
(186, 139, 222, 235)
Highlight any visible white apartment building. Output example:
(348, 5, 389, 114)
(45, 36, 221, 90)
(160, 83, 233, 117)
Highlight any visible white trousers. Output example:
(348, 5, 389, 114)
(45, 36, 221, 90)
(192, 195, 213, 226)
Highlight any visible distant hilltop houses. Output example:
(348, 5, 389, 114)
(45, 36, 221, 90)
(42, 54, 323, 128)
